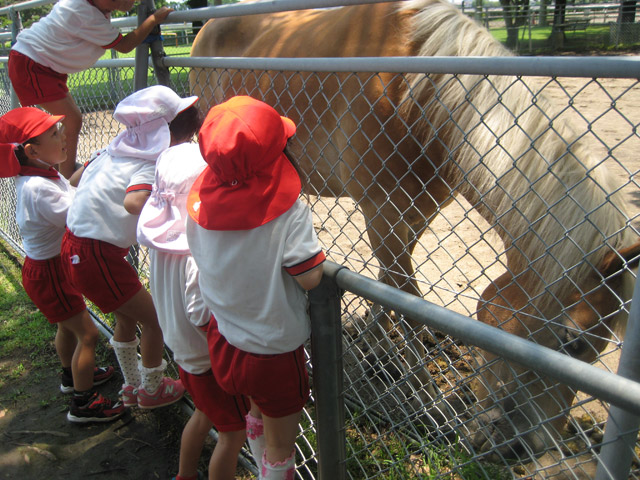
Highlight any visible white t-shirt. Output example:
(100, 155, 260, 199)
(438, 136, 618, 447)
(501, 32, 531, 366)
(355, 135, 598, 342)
(13, 0, 122, 74)
(149, 251, 211, 374)
(186, 199, 325, 355)
(67, 152, 155, 248)
(15, 169, 75, 260)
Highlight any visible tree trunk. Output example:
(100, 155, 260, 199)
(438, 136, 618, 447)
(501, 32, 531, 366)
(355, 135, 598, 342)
(551, 0, 567, 49)
(539, 0, 549, 27)
(619, 0, 637, 24)
(500, 0, 529, 49)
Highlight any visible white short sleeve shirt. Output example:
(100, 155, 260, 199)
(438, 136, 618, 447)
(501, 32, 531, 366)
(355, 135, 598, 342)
(13, 0, 122, 74)
(67, 152, 155, 248)
(187, 199, 325, 355)
(15, 172, 75, 260)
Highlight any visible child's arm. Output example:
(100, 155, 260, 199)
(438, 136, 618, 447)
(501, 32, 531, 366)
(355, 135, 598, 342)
(112, 7, 173, 54)
(68, 165, 84, 187)
(124, 190, 151, 215)
(294, 264, 324, 291)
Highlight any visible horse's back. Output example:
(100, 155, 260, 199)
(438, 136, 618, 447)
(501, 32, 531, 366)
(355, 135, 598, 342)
(191, 2, 413, 59)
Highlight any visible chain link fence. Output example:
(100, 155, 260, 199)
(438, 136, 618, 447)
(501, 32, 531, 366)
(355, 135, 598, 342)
(2, 1, 640, 479)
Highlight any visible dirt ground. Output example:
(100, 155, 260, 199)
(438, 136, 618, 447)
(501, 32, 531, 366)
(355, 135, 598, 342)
(0, 244, 255, 480)
(1, 63, 639, 479)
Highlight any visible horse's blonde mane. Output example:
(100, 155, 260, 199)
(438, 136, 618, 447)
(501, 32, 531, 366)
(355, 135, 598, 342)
(400, 0, 634, 316)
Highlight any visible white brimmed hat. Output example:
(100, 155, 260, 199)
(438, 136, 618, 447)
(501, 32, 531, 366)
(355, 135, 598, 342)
(137, 143, 206, 253)
(108, 85, 198, 162)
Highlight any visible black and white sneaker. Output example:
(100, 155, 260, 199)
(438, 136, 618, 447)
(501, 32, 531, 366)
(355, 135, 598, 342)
(67, 391, 125, 423)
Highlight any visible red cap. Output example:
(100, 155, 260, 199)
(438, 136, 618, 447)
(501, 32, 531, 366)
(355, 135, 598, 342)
(187, 96, 300, 230)
(0, 108, 64, 178)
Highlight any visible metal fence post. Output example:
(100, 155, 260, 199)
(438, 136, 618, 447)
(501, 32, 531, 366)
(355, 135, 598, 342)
(134, 1, 150, 91)
(309, 269, 346, 480)
(595, 275, 640, 480)
(146, 0, 172, 87)
(8, 7, 21, 109)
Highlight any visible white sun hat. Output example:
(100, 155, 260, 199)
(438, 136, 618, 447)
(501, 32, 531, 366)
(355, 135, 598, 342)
(137, 142, 206, 253)
(108, 85, 198, 162)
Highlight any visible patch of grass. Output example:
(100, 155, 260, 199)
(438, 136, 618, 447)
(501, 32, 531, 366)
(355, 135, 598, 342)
(489, 24, 632, 53)
(0, 244, 57, 359)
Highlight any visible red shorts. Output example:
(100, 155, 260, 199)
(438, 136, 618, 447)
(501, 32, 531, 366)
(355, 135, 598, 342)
(207, 317, 310, 418)
(61, 229, 142, 314)
(8, 50, 69, 106)
(179, 366, 249, 432)
(22, 255, 86, 324)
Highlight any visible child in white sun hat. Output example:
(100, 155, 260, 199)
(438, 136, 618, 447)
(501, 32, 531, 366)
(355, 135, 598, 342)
(0, 107, 122, 423)
(137, 142, 249, 480)
(186, 96, 326, 480)
(62, 85, 200, 410)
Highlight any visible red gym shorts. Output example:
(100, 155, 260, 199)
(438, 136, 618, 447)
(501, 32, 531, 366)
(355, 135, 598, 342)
(61, 229, 142, 314)
(207, 317, 310, 418)
(22, 255, 86, 324)
(8, 50, 69, 106)
(179, 366, 249, 432)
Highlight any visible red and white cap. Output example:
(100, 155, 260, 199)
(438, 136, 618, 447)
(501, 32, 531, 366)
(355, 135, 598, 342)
(187, 96, 300, 231)
(0, 107, 64, 178)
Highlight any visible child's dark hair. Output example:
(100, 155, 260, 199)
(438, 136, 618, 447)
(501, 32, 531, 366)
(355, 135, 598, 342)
(284, 141, 306, 187)
(169, 105, 203, 143)
(13, 138, 38, 165)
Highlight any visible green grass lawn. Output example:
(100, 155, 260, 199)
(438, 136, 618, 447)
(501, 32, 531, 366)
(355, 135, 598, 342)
(489, 24, 632, 53)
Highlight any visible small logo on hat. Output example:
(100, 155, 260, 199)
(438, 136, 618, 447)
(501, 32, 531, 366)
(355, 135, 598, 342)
(70, 255, 81, 264)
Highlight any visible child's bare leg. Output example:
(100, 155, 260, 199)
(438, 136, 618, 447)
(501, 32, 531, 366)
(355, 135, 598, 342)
(114, 288, 164, 368)
(246, 403, 266, 473)
(209, 428, 246, 480)
(39, 94, 82, 179)
(178, 409, 212, 479)
(57, 310, 99, 392)
(112, 288, 184, 407)
(54, 324, 76, 369)
(262, 409, 300, 463)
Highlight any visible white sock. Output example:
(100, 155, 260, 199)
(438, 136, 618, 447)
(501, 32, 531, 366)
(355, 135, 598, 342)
(261, 450, 295, 480)
(110, 337, 141, 388)
(246, 413, 266, 475)
(140, 359, 167, 393)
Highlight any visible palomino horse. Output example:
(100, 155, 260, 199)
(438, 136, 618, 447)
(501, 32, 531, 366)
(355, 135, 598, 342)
(190, 0, 640, 458)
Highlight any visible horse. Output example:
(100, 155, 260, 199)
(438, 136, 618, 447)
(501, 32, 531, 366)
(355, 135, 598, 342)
(189, 0, 640, 459)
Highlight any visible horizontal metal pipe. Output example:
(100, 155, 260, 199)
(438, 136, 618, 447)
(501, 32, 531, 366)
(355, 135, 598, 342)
(2, 54, 635, 80)
(165, 0, 395, 24)
(165, 55, 640, 79)
(322, 261, 640, 415)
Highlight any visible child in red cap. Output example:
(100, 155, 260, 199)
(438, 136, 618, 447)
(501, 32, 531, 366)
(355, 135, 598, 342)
(62, 85, 201, 410)
(0, 107, 123, 423)
(186, 96, 326, 479)
(8, 0, 173, 179)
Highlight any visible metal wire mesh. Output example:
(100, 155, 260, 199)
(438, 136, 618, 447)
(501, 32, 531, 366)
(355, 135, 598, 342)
(1, 56, 640, 478)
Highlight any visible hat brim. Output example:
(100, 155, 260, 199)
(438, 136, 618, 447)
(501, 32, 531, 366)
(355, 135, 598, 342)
(188, 153, 301, 231)
(177, 96, 199, 116)
(27, 114, 65, 142)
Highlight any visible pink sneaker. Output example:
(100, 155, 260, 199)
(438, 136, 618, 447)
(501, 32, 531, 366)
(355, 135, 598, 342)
(137, 377, 184, 409)
(120, 384, 138, 408)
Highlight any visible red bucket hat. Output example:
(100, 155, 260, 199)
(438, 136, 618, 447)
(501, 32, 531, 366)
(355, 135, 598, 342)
(0, 107, 64, 178)
(187, 96, 300, 230)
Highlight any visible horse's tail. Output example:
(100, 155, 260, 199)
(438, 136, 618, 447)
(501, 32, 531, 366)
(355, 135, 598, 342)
(398, 0, 632, 316)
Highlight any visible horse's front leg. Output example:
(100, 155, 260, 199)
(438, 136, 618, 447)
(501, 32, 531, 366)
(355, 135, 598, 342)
(362, 207, 440, 400)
